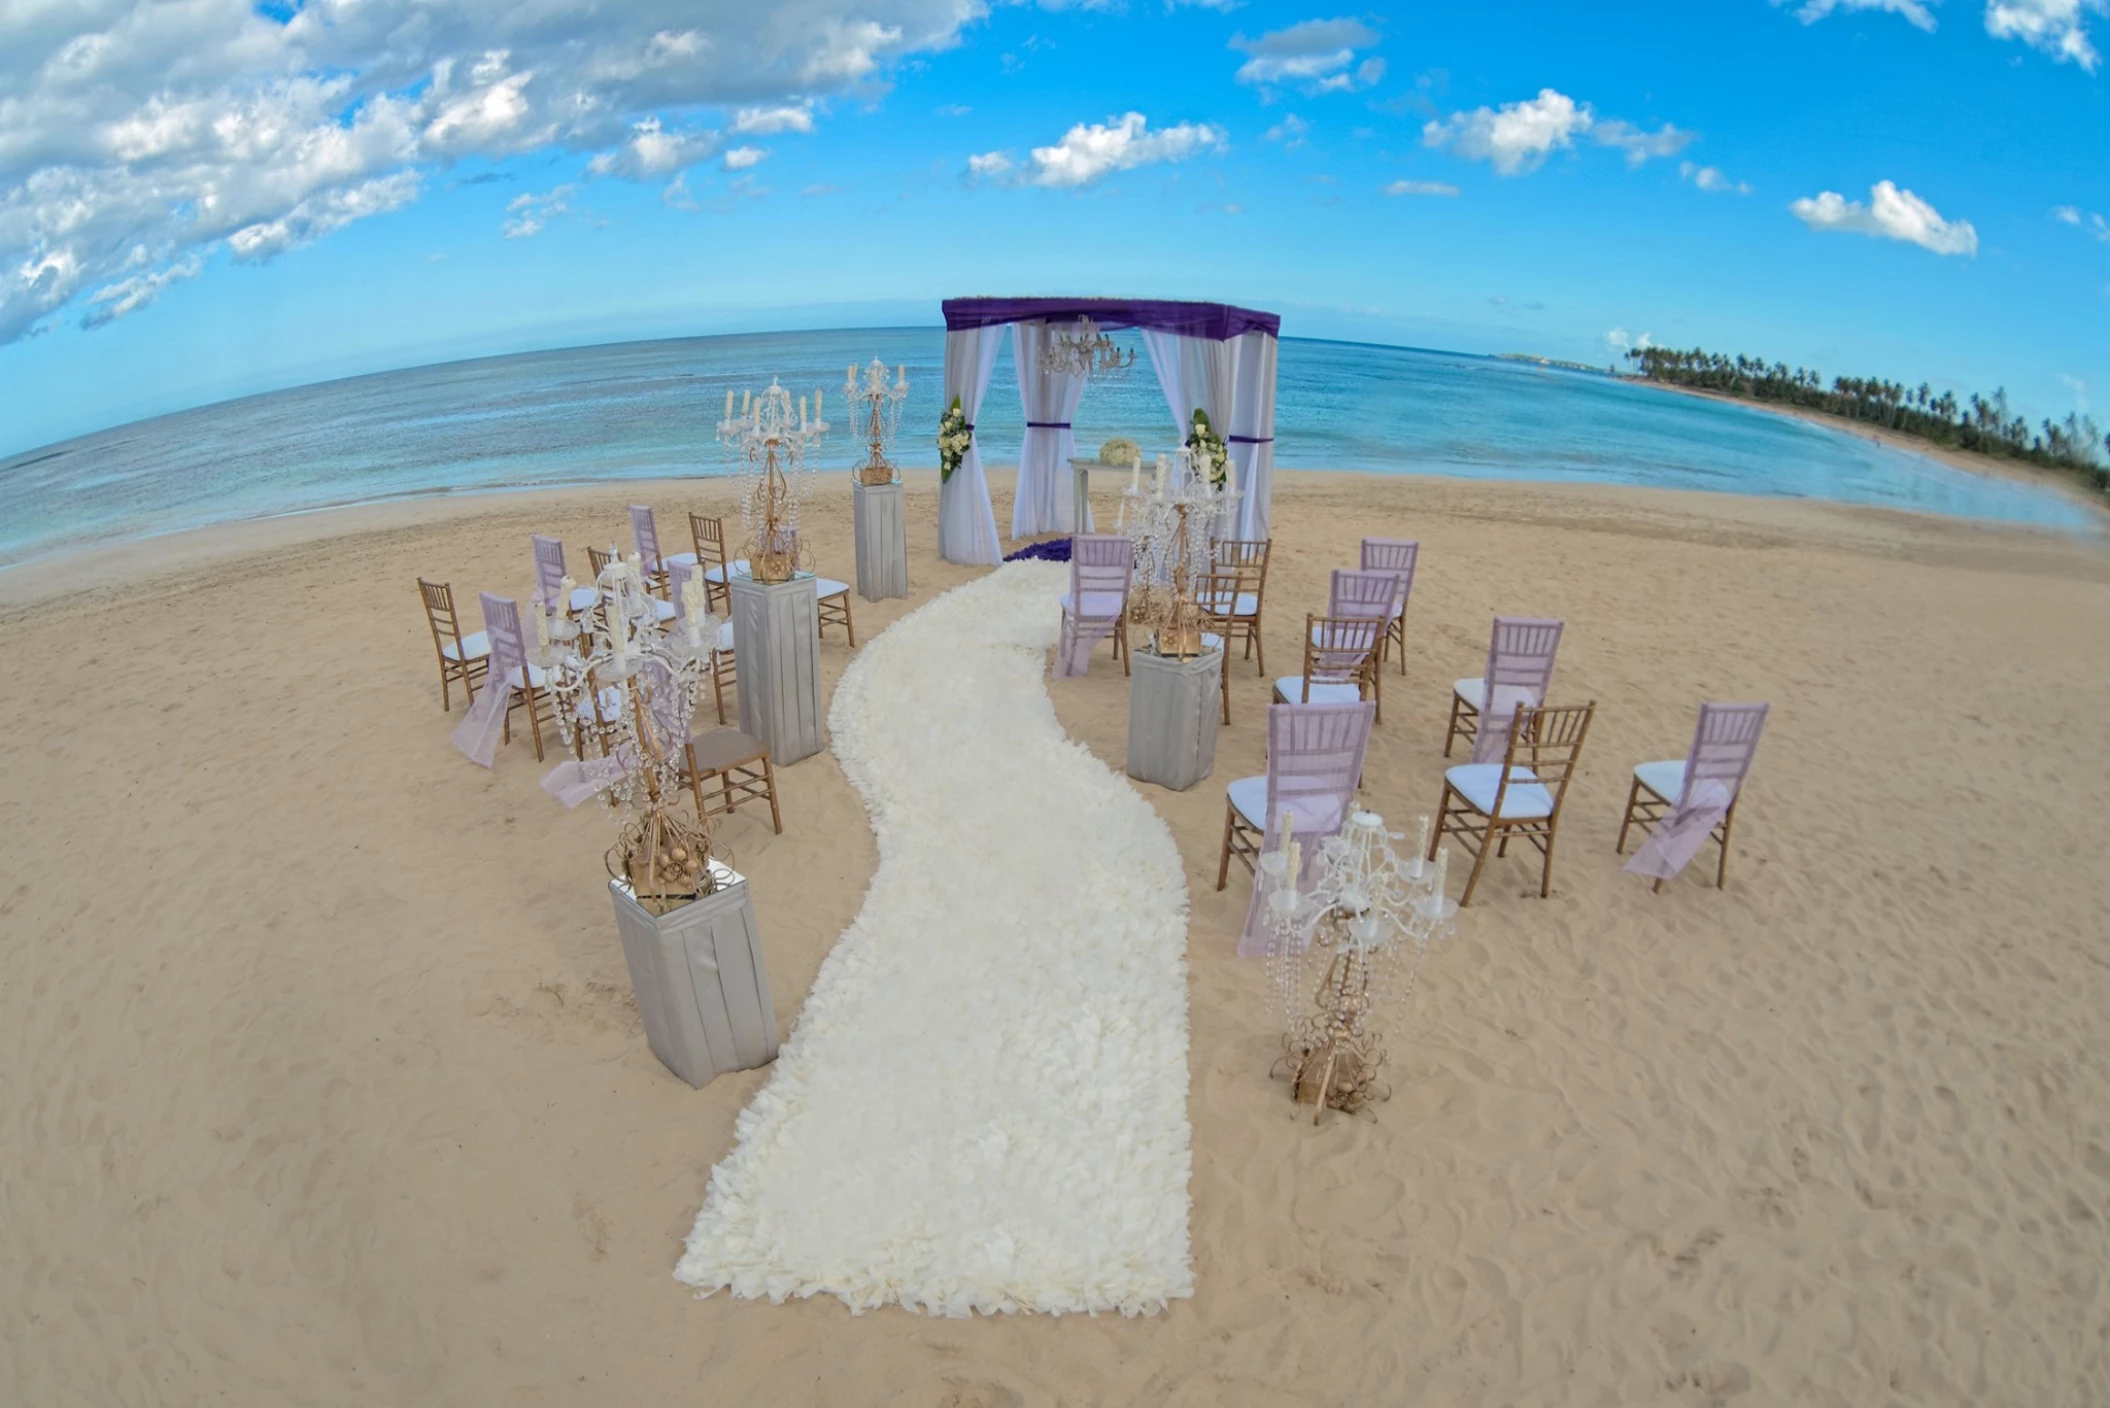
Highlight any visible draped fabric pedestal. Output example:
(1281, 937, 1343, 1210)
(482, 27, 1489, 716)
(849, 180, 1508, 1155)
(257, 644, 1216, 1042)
(1126, 645, 1223, 792)
(611, 865, 778, 1089)
(731, 574, 823, 765)
(853, 480, 908, 602)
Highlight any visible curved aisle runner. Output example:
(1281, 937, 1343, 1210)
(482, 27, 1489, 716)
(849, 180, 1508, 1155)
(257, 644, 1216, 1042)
(675, 562, 1194, 1316)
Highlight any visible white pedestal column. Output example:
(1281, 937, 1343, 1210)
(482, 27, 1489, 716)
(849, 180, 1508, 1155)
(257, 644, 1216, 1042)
(1126, 644, 1223, 791)
(730, 573, 824, 765)
(610, 864, 778, 1089)
(853, 480, 908, 601)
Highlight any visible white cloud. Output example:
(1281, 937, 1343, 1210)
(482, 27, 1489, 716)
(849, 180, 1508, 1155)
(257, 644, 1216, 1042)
(2062, 372, 2090, 411)
(1985, 0, 2105, 69)
(1594, 119, 1697, 166)
(1231, 18, 1383, 90)
(2053, 205, 2110, 239)
(502, 185, 573, 239)
(732, 103, 814, 135)
(1264, 114, 1310, 149)
(1780, 0, 1939, 33)
(966, 150, 1015, 180)
(0, 0, 985, 343)
(1680, 161, 1752, 194)
(1605, 326, 1653, 355)
(936, 104, 972, 118)
(1423, 89, 1593, 175)
(1019, 113, 1226, 189)
(1384, 179, 1460, 197)
(1791, 180, 1979, 255)
(721, 145, 767, 170)
(81, 254, 203, 328)
(584, 117, 720, 179)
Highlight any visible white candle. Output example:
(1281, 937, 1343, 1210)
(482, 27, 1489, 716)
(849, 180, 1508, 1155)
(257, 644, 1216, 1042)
(1280, 809, 1294, 857)
(1128, 459, 1139, 494)
(814, 388, 822, 422)
(724, 389, 734, 421)
(1433, 845, 1449, 898)
(558, 573, 575, 612)
(896, 364, 906, 386)
(1287, 839, 1300, 881)
(1416, 814, 1430, 863)
(742, 389, 751, 414)
(534, 599, 549, 647)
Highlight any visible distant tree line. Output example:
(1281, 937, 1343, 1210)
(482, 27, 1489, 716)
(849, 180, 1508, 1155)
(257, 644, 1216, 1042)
(1626, 346, 2109, 494)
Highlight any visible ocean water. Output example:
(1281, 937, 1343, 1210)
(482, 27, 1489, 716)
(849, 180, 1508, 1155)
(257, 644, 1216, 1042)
(0, 326, 2092, 567)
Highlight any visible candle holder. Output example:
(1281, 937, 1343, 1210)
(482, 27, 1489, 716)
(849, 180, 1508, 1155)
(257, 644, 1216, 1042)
(718, 377, 830, 584)
(1259, 809, 1455, 1123)
(844, 357, 909, 487)
(543, 554, 724, 914)
(1121, 450, 1240, 660)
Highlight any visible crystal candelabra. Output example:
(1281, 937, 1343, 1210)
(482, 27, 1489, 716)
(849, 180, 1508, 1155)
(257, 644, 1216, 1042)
(1259, 808, 1456, 1122)
(843, 357, 910, 486)
(1038, 317, 1136, 379)
(535, 554, 722, 913)
(1118, 450, 1241, 659)
(717, 376, 830, 583)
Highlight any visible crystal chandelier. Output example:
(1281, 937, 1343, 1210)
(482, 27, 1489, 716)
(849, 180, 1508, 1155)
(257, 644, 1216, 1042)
(1259, 808, 1456, 1122)
(1038, 317, 1137, 379)
(717, 377, 829, 583)
(1119, 449, 1240, 659)
(843, 357, 910, 486)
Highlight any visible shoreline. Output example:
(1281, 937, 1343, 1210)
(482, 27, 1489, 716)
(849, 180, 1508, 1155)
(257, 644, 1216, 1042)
(1634, 377, 2109, 513)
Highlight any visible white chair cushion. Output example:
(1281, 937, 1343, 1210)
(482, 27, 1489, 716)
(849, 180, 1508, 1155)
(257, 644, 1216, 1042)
(1061, 591, 1127, 620)
(815, 577, 850, 599)
(1227, 776, 1348, 834)
(1445, 764, 1555, 819)
(503, 662, 548, 690)
(440, 631, 489, 662)
(650, 599, 677, 623)
(704, 560, 749, 583)
(1230, 592, 1260, 617)
(716, 620, 736, 652)
(568, 586, 600, 613)
(1453, 677, 1484, 707)
(1634, 759, 1687, 801)
(1273, 678, 1363, 706)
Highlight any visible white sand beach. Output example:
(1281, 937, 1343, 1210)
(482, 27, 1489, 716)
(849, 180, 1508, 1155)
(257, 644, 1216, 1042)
(4, 469, 2108, 1405)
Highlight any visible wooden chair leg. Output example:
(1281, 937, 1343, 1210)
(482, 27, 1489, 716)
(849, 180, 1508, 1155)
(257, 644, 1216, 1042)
(1393, 617, 1407, 676)
(843, 595, 856, 648)
(1253, 616, 1266, 675)
(1215, 800, 1237, 891)
(685, 745, 707, 817)
(1219, 650, 1231, 725)
(1458, 817, 1496, 908)
(1443, 692, 1467, 757)
(439, 667, 451, 712)
(1539, 825, 1557, 898)
(1716, 805, 1737, 888)
(524, 685, 545, 761)
(763, 754, 782, 833)
(1616, 777, 1643, 853)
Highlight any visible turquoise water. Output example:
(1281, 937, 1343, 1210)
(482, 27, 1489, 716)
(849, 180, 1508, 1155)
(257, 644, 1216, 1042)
(0, 327, 2092, 566)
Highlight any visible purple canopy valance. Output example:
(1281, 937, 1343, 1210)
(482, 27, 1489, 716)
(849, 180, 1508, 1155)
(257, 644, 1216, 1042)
(941, 297, 1280, 342)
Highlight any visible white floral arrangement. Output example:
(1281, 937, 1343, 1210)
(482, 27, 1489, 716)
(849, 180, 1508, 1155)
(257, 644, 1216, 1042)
(1186, 409, 1229, 490)
(1098, 437, 1141, 469)
(939, 397, 971, 482)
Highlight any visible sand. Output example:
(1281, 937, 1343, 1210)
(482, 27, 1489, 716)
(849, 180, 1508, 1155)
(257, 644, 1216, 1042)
(3, 469, 2108, 1406)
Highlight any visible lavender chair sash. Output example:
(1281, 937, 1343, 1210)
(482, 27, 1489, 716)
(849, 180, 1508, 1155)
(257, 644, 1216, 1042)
(1239, 700, 1375, 957)
(1626, 701, 1769, 881)
(1327, 568, 1400, 623)
(1359, 538, 1419, 618)
(540, 660, 692, 808)
(452, 592, 530, 768)
(630, 505, 662, 572)
(1308, 616, 1380, 684)
(1056, 534, 1133, 678)
(1469, 616, 1564, 764)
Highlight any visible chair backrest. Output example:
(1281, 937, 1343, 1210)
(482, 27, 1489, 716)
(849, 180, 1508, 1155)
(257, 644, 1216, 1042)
(1485, 615, 1564, 700)
(1070, 534, 1134, 599)
(1680, 701, 1769, 807)
(587, 544, 614, 578)
(1214, 538, 1271, 598)
(1328, 567, 1401, 622)
(1194, 568, 1242, 623)
(1265, 700, 1375, 835)
(630, 505, 662, 571)
(418, 579, 463, 656)
(1304, 613, 1381, 685)
(690, 513, 726, 569)
(531, 535, 567, 601)
(1360, 538, 1418, 613)
(1494, 701, 1595, 819)
(479, 592, 528, 680)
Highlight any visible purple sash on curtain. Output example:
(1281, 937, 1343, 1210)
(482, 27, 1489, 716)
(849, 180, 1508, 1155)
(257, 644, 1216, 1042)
(1625, 780, 1733, 880)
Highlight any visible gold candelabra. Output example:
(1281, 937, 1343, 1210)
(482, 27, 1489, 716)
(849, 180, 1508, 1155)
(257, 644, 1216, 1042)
(845, 357, 909, 487)
(719, 377, 829, 584)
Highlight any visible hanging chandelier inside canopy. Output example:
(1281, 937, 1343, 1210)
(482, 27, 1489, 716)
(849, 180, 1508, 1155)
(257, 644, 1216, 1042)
(1039, 317, 1136, 379)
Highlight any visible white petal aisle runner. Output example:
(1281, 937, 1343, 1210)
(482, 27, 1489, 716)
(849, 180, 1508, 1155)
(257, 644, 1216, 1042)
(675, 562, 1194, 1317)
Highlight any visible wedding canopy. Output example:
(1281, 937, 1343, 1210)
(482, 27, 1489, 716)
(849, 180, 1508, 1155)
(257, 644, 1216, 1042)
(937, 297, 1282, 565)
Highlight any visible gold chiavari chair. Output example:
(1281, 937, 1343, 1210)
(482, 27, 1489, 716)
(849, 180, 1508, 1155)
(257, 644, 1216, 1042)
(679, 728, 783, 834)
(1211, 538, 1272, 675)
(1273, 613, 1382, 716)
(1431, 700, 1596, 906)
(690, 513, 731, 613)
(417, 578, 489, 711)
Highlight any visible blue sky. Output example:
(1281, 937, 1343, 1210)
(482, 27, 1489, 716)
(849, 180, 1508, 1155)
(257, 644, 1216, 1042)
(1, 0, 2105, 456)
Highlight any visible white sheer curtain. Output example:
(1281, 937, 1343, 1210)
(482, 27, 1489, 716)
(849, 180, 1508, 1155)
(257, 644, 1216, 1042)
(1228, 330, 1278, 541)
(938, 325, 1005, 565)
(1143, 328, 1241, 533)
(1010, 321, 1089, 539)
